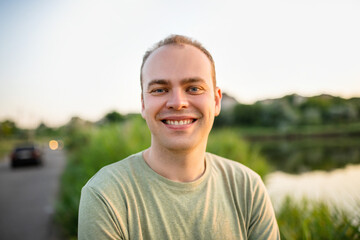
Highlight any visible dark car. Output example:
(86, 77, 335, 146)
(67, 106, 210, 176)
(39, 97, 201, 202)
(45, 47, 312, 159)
(10, 144, 43, 168)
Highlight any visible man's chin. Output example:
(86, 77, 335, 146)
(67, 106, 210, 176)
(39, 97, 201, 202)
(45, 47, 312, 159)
(159, 140, 197, 153)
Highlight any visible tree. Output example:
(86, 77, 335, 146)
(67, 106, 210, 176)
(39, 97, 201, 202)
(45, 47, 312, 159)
(233, 103, 262, 126)
(0, 120, 18, 138)
(104, 111, 124, 123)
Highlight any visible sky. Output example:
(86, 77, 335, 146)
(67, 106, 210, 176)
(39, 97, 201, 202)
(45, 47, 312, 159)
(0, 0, 359, 128)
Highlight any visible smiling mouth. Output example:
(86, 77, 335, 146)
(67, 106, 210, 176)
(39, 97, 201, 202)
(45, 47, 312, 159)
(161, 119, 197, 125)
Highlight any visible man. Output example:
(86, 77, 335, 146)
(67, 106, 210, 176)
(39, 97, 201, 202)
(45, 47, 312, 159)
(78, 35, 280, 239)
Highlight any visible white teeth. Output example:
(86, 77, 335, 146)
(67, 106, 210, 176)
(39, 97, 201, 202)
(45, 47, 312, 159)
(165, 120, 192, 125)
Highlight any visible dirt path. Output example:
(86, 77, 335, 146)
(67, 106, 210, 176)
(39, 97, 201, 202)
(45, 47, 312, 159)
(0, 148, 66, 240)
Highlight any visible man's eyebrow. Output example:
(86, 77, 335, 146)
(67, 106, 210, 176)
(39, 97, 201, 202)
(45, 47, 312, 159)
(180, 77, 207, 85)
(147, 79, 169, 89)
(146, 77, 208, 90)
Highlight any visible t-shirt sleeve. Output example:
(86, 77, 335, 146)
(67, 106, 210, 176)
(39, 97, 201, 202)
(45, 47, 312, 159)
(247, 176, 280, 240)
(78, 185, 125, 240)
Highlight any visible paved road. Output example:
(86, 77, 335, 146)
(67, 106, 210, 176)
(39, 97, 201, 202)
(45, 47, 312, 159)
(0, 147, 66, 240)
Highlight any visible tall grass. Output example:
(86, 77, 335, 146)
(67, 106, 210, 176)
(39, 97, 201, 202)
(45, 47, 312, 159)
(56, 118, 151, 238)
(277, 196, 360, 240)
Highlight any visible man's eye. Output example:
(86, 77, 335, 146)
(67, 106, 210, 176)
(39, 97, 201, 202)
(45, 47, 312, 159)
(150, 88, 167, 95)
(187, 86, 204, 94)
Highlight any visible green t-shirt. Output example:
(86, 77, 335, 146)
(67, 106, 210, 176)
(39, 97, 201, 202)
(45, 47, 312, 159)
(78, 152, 279, 239)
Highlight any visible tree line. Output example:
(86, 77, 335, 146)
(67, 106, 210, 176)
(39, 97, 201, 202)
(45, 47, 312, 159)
(214, 94, 360, 128)
(2, 93, 360, 139)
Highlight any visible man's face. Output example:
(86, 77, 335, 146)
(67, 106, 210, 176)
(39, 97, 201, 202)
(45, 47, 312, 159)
(141, 44, 222, 152)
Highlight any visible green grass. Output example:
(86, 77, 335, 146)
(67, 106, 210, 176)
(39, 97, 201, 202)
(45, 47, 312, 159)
(277, 196, 360, 240)
(0, 139, 18, 161)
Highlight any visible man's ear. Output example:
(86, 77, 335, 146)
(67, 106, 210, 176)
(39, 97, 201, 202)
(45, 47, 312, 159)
(214, 87, 222, 117)
(141, 94, 146, 119)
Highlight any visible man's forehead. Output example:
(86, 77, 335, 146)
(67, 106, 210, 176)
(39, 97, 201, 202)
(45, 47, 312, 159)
(146, 44, 210, 63)
(142, 44, 213, 78)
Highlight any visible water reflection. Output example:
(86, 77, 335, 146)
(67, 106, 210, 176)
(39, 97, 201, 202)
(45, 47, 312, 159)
(266, 164, 360, 220)
(252, 136, 360, 173)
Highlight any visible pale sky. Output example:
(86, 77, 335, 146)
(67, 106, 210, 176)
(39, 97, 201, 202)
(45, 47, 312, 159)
(1, 0, 359, 128)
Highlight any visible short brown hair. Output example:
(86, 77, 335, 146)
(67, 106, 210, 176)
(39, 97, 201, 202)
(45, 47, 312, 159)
(140, 34, 216, 92)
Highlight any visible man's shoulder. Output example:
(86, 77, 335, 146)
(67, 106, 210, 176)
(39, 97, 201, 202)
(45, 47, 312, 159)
(83, 151, 143, 192)
(206, 152, 262, 183)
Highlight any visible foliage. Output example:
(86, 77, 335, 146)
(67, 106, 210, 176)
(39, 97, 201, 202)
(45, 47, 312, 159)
(0, 120, 21, 138)
(104, 111, 125, 123)
(215, 94, 360, 129)
(207, 129, 271, 178)
(277, 196, 360, 240)
(233, 103, 262, 126)
(35, 122, 61, 137)
(55, 118, 151, 238)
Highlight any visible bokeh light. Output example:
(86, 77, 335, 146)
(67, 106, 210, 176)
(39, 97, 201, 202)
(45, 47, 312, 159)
(49, 140, 59, 150)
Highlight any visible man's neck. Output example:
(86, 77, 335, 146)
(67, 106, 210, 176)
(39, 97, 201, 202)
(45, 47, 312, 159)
(143, 144, 206, 183)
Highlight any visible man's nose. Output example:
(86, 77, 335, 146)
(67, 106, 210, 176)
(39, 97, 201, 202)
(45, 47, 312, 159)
(166, 89, 189, 110)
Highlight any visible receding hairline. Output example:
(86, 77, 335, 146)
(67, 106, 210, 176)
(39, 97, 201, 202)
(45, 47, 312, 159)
(140, 34, 216, 92)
